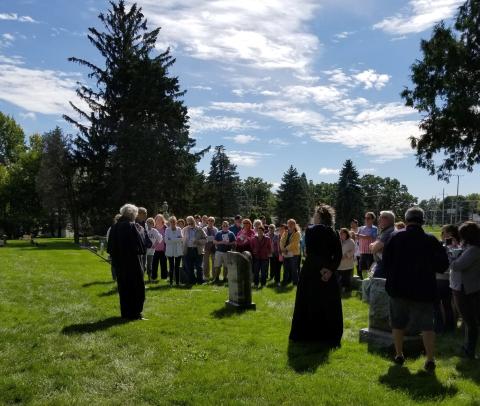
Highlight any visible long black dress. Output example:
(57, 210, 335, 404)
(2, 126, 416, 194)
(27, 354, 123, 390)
(107, 217, 146, 319)
(289, 224, 343, 346)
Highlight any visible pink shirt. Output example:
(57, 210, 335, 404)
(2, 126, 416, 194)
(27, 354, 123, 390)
(154, 225, 166, 251)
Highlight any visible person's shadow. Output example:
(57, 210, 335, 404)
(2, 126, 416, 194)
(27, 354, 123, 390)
(379, 365, 458, 401)
(287, 340, 332, 374)
(61, 317, 131, 334)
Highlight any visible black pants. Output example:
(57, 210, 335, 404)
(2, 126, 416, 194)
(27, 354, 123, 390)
(453, 289, 480, 356)
(152, 250, 167, 280)
(434, 279, 455, 333)
(358, 254, 374, 279)
(270, 256, 281, 282)
(337, 269, 353, 290)
(168, 256, 181, 285)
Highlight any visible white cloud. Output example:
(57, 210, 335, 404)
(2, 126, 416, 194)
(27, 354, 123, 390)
(0, 13, 37, 23)
(225, 134, 259, 144)
(352, 103, 416, 122)
(191, 85, 212, 91)
(333, 31, 355, 41)
(135, 0, 321, 71)
(312, 120, 419, 160)
(319, 167, 340, 175)
(0, 54, 23, 65)
(373, 0, 463, 35)
(268, 137, 290, 146)
(0, 62, 83, 115)
(324, 68, 352, 86)
(353, 69, 390, 90)
(188, 107, 261, 134)
(227, 150, 272, 167)
(210, 101, 261, 113)
(19, 111, 36, 120)
(359, 168, 376, 174)
(2, 33, 15, 41)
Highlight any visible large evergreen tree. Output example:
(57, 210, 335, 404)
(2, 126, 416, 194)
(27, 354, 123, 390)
(64, 0, 205, 232)
(206, 146, 240, 219)
(240, 177, 275, 219)
(335, 159, 363, 227)
(276, 166, 310, 226)
(402, 0, 480, 180)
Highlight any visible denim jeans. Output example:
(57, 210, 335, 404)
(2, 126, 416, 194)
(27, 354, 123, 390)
(283, 256, 299, 285)
(184, 247, 204, 284)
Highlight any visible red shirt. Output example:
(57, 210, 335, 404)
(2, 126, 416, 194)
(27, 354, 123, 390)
(251, 235, 272, 260)
(236, 228, 255, 252)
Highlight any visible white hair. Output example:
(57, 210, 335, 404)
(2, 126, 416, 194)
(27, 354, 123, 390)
(119, 203, 138, 221)
(253, 219, 262, 228)
(380, 210, 395, 225)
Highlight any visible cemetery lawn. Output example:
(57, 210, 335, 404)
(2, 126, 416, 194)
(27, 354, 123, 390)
(1, 240, 479, 406)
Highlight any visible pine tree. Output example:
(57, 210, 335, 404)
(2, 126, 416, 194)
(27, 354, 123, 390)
(335, 159, 364, 227)
(276, 166, 310, 226)
(64, 0, 205, 232)
(206, 146, 240, 219)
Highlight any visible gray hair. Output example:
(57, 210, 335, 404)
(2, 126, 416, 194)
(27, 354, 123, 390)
(405, 206, 424, 224)
(119, 203, 138, 221)
(379, 210, 395, 225)
(253, 219, 262, 228)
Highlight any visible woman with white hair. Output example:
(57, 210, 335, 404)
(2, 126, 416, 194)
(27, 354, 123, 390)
(290, 204, 343, 346)
(107, 203, 146, 320)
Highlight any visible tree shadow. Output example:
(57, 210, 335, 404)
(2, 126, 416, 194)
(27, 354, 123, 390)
(379, 365, 458, 401)
(456, 358, 480, 383)
(287, 340, 332, 374)
(61, 316, 131, 334)
(29, 240, 80, 251)
(210, 306, 248, 319)
(82, 281, 115, 288)
(98, 287, 118, 297)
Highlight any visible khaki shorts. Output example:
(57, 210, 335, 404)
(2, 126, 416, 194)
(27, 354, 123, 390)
(389, 297, 434, 332)
(214, 251, 228, 268)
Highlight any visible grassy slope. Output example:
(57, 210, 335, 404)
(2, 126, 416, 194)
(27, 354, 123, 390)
(0, 239, 479, 406)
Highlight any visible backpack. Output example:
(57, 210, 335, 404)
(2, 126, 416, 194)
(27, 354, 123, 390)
(144, 228, 153, 249)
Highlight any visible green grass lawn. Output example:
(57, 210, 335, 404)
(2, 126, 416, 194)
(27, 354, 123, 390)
(1, 239, 479, 405)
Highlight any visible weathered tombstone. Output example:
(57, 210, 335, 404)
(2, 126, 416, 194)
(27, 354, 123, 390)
(360, 277, 423, 353)
(225, 251, 256, 310)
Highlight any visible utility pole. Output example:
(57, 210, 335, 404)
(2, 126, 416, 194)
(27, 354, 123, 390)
(442, 188, 445, 226)
(453, 174, 464, 224)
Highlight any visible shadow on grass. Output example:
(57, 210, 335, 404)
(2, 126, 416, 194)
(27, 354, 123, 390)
(147, 283, 195, 291)
(456, 358, 480, 383)
(61, 316, 130, 334)
(82, 281, 115, 288)
(18, 240, 80, 251)
(268, 284, 294, 294)
(210, 306, 249, 319)
(98, 287, 118, 297)
(287, 341, 332, 373)
(379, 365, 458, 401)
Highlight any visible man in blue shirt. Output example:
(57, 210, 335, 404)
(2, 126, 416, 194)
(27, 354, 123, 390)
(229, 215, 243, 237)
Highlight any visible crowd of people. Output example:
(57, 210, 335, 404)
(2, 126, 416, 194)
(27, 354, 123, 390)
(106, 203, 480, 368)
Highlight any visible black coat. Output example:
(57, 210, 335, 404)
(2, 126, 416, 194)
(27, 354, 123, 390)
(107, 217, 146, 318)
(289, 224, 343, 345)
(384, 224, 449, 302)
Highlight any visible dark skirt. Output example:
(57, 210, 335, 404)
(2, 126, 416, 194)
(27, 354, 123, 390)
(289, 258, 343, 346)
(115, 255, 145, 319)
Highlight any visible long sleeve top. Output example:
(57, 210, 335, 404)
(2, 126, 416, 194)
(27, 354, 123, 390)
(280, 230, 301, 257)
(251, 235, 272, 260)
(450, 245, 480, 294)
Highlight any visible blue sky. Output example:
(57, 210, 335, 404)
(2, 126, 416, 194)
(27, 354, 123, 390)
(0, 0, 478, 201)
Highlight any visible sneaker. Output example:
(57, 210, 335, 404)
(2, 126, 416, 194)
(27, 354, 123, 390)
(424, 359, 436, 372)
(394, 355, 405, 366)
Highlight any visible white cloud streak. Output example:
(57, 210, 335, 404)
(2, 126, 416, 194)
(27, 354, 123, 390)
(224, 134, 259, 144)
(135, 0, 321, 72)
(319, 168, 340, 175)
(373, 0, 463, 35)
(0, 13, 37, 23)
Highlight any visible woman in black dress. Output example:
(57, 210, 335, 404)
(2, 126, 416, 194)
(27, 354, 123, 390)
(289, 204, 343, 346)
(107, 203, 146, 320)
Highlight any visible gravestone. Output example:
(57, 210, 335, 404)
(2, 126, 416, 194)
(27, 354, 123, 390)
(360, 277, 423, 353)
(225, 251, 256, 310)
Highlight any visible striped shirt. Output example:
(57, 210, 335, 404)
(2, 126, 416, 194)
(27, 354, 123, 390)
(358, 225, 378, 254)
